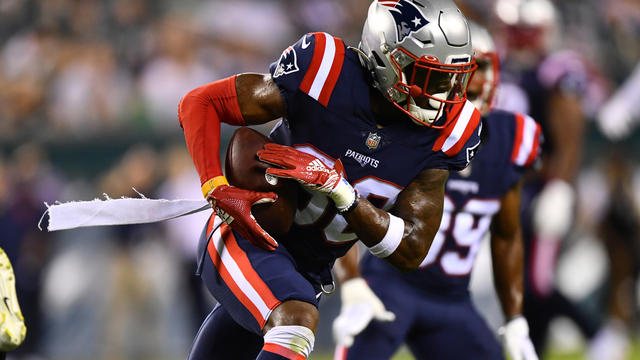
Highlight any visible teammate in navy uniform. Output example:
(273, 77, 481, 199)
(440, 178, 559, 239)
(178, 1, 481, 359)
(331, 22, 541, 360)
(492, 0, 606, 355)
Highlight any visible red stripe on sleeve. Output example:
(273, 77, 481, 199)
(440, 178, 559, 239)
(262, 343, 307, 360)
(510, 113, 525, 163)
(178, 75, 245, 185)
(299, 33, 326, 94)
(443, 107, 481, 156)
(524, 122, 542, 166)
(317, 37, 345, 106)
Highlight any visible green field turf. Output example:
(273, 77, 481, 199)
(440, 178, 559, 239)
(311, 337, 640, 360)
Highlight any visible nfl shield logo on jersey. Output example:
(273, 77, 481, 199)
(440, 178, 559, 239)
(365, 132, 381, 149)
(273, 46, 299, 78)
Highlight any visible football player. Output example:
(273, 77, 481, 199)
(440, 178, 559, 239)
(331, 21, 541, 360)
(493, 0, 604, 354)
(0, 247, 27, 359)
(178, 1, 482, 359)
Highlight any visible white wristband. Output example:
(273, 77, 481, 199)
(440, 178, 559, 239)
(368, 213, 404, 258)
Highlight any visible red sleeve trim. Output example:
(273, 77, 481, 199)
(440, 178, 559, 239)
(524, 121, 542, 166)
(510, 113, 525, 163)
(511, 113, 541, 167)
(300, 33, 326, 94)
(299, 33, 345, 107)
(432, 100, 482, 156)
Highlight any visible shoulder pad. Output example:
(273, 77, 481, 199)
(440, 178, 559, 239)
(432, 100, 482, 157)
(270, 32, 346, 107)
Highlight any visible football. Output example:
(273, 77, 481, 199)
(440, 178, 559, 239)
(224, 127, 298, 236)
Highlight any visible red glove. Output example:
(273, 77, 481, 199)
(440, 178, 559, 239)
(208, 185, 278, 251)
(257, 143, 357, 213)
(257, 143, 341, 190)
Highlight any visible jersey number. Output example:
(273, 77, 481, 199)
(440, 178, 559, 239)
(420, 197, 500, 275)
(293, 147, 402, 243)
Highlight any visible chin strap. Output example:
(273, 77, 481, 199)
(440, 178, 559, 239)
(407, 92, 448, 126)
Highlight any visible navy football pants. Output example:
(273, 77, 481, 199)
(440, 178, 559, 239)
(344, 273, 503, 360)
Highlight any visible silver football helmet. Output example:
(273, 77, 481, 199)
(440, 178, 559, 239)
(468, 21, 499, 115)
(359, 0, 477, 128)
(494, 0, 558, 55)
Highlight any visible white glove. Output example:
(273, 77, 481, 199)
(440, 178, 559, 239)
(332, 278, 395, 348)
(533, 179, 575, 239)
(597, 96, 635, 140)
(498, 317, 539, 360)
(596, 63, 640, 141)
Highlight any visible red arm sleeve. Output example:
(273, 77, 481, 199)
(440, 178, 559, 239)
(178, 75, 246, 197)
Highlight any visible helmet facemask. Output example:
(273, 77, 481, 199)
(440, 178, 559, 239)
(387, 48, 476, 128)
(359, 0, 476, 128)
(467, 20, 500, 115)
(467, 51, 499, 115)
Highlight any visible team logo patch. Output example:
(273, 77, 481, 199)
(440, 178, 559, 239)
(365, 132, 382, 149)
(273, 46, 299, 78)
(466, 140, 480, 165)
(379, 0, 429, 42)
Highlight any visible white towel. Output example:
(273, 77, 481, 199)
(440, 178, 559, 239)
(42, 196, 210, 231)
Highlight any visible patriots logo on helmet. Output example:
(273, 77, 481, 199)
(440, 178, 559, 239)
(379, 0, 429, 42)
(273, 46, 299, 78)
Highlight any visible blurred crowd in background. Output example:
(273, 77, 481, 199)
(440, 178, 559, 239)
(0, 0, 638, 359)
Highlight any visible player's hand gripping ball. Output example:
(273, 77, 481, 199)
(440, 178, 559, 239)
(257, 143, 357, 213)
(222, 127, 298, 250)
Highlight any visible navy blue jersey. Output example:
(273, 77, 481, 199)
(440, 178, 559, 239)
(500, 50, 591, 156)
(267, 32, 482, 282)
(360, 109, 542, 298)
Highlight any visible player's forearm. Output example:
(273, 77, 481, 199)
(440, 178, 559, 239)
(344, 199, 394, 248)
(546, 93, 584, 182)
(345, 201, 426, 272)
(344, 172, 445, 272)
(178, 75, 246, 195)
(491, 233, 525, 319)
